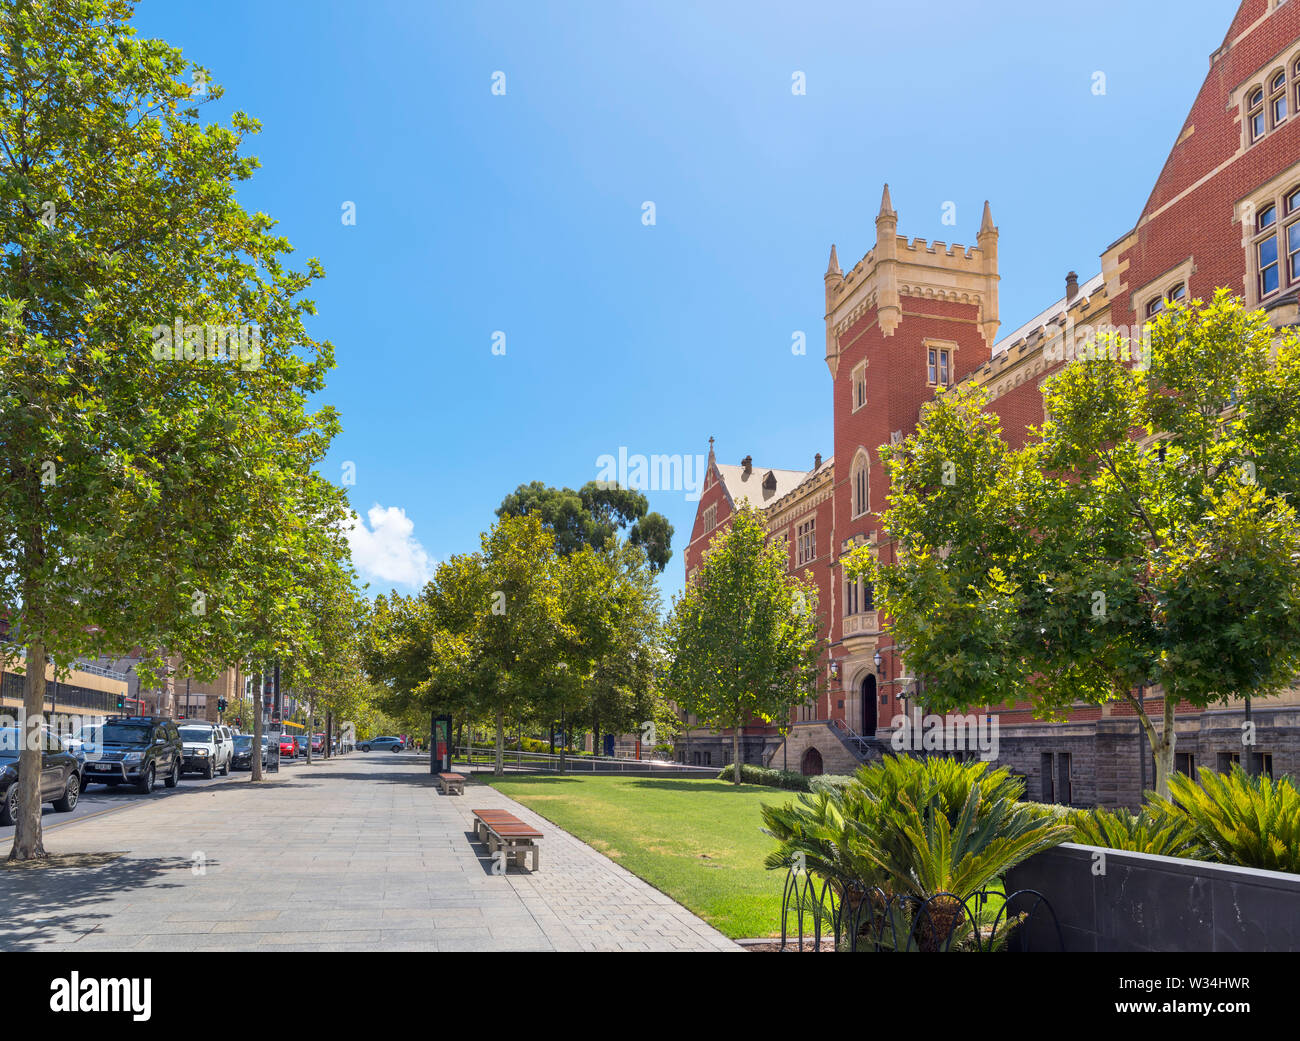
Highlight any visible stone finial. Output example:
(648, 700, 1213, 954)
(980, 199, 996, 235)
(878, 183, 895, 220)
(826, 244, 840, 277)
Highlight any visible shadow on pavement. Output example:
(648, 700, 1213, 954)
(0, 853, 197, 951)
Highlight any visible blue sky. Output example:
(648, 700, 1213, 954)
(135, 0, 1232, 606)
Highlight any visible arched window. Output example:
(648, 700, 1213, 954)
(1248, 87, 1266, 141)
(851, 450, 869, 518)
(1146, 296, 1163, 318)
(1270, 69, 1288, 127)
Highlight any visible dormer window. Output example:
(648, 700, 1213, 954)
(763, 471, 777, 494)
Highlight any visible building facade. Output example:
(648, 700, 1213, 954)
(681, 0, 1300, 805)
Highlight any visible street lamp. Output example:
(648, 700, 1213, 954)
(873, 649, 884, 674)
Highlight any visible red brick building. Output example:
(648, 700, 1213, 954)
(681, 0, 1300, 805)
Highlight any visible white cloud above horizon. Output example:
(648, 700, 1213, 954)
(346, 504, 434, 591)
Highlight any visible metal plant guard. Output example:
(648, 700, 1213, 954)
(778, 863, 1064, 952)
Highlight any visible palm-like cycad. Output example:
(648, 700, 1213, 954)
(1151, 766, 1300, 873)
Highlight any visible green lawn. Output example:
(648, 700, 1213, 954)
(485, 774, 789, 939)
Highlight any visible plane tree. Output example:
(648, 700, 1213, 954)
(0, 1, 341, 857)
(849, 293, 1300, 797)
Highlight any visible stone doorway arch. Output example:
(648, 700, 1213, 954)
(800, 747, 824, 776)
(860, 674, 878, 737)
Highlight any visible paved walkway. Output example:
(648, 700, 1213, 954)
(0, 754, 738, 952)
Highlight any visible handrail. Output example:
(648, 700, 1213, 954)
(454, 745, 718, 774)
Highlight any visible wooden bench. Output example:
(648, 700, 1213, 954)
(438, 772, 466, 795)
(472, 808, 543, 871)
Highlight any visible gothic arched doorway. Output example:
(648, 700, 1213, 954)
(861, 674, 878, 737)
(800, 747, 824, 776)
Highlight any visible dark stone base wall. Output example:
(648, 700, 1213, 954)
(673, 733, 779, 769)
(1006, 842, 1300, 951)
(993, 706, 1300, 808)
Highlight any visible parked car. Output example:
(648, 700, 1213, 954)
(310, 733, 325, 755)
(278, 734, 299, 759)
(358, 736, 404, 753)
(0, 727, 83, 824)
(63, 724, 101, 761)
(80, 716, 182, 793)
(231, 734, 267, 770)
(177, 720, 232, 778)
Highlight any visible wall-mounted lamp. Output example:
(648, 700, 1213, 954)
(873, 649, 884, 675)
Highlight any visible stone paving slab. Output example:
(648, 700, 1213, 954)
(0, 754, 739, 952)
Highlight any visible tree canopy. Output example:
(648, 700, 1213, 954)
(849, 292, 1300, 797)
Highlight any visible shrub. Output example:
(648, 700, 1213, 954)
(717, 763, 811, 791)
(1152, 766, 1300, 874)
(810, 774, 855, 796)
(762, 755, 1073, 908)
(1068, 805, 1198, 858)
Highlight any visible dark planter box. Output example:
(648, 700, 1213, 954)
(1006, 842, 1300, 952)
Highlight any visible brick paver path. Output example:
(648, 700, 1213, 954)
(0, 754, 739, 952)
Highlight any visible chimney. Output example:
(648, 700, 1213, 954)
(1065, 271, 1079, 303)
(741, 455, 753, 477)
(814, 453, 822, 470)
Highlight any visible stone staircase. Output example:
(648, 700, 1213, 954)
(772, 719, 884, 777)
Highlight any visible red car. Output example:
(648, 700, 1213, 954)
(279, 734, 299, 758)
(310, 734, 325, 754)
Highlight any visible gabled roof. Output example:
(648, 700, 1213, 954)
(991, 272, 1105, 356)
(714, 462, 811, 509)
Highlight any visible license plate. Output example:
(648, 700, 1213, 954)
(89, 764, 112, 771)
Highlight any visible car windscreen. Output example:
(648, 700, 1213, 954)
(233, 735, 253, 748)
(179, 727, 213, 742)
(101, 724, 152, 747)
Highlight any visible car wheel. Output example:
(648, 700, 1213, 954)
(392, 745, 401, 753)
(220, 757, 229, 776)
(0, 785, 17, 825)
(164, 760, 180, 789)
(203, 758, 214, 780)
(360, 745, 369, 752)
(53, 772, 80, 812)
(135, 763, 155, 795)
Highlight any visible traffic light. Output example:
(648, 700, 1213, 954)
(116, 695, 124, 711)
(217, 698, 227, 713)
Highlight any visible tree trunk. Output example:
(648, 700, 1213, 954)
(1129, 688, 1175, 799)
(494, 708, 505, 776)
(306, 695, 314, 764)
(10, 640, 48, 860)
(732, 726, 742, 786)
(251, 671, 264, 782)
(593, 710, 600, 760)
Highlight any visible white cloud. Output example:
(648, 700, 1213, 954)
(346, 504, 434, 589)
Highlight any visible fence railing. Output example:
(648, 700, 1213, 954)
(779, 864, 1064, 952)
(454, 745, 718, 775)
